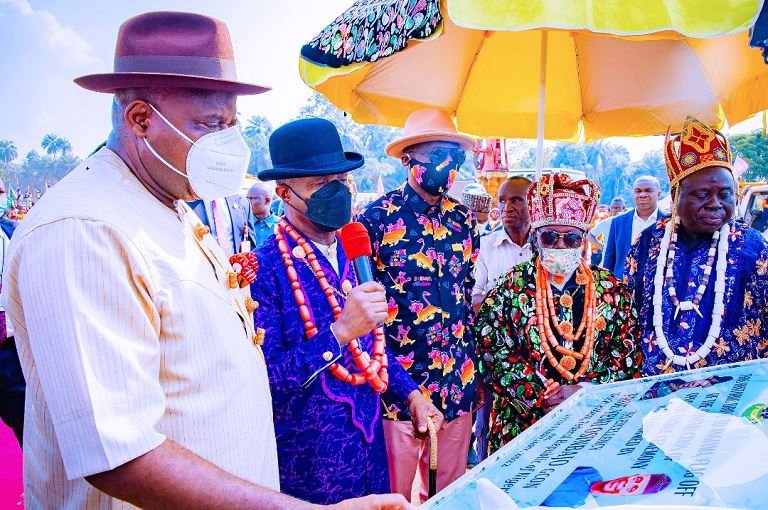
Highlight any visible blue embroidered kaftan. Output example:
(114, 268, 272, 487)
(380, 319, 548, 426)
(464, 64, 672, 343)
(252, 220, 417, 504)
(625, 218, 768, 375)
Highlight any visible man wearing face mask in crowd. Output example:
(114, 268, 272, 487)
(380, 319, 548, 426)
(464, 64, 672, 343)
(475, 173, 641, 455)
(358, 109, 479, 502)
(1, 12, 414, 510)
(252, 118, 442, 505)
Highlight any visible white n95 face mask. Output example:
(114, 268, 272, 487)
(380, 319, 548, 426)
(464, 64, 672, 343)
(142, 103, 250, 201)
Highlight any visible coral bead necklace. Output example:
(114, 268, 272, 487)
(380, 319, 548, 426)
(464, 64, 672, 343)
(275, 219, 389, 393)
(535, 258, 597, 381)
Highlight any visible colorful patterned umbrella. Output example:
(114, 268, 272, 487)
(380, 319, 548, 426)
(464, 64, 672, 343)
(300, 0, 768, 172)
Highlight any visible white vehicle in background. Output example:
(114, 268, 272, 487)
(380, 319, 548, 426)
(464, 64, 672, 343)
(739, 183, 768, 240)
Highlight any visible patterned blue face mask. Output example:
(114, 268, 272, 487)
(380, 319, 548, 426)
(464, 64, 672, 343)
(407, 155, 460, 196)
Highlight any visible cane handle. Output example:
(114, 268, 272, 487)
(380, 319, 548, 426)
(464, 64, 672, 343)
(426, 416, 438, 471)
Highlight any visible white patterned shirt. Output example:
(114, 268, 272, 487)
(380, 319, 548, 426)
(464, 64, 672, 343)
(2, 148, 279, 509)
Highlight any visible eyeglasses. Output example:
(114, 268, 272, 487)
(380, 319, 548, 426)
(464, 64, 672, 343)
(538, 230, 585, 249)
(409, 147, 466, 166)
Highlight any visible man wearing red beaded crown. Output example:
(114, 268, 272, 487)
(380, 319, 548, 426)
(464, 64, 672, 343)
(475, 173, 642, 454)
(625, 117, 768, 376)
(251, 118, 442, 505)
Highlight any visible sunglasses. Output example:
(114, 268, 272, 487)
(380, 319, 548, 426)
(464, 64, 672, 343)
(410, 147, 466, 166)
(538, 230, 585, 249)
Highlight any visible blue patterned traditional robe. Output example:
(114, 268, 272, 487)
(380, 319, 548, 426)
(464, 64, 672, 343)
(252, 221, 417, 504)
(625, 218, 768, 375)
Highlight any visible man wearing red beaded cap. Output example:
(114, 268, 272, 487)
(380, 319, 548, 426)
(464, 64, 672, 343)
(625, 117, 768, 376)
(475, 173, 641, 454)
(252, 117, 442, 505)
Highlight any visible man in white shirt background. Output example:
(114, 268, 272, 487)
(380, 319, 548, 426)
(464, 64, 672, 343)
(603, 176, 665, 279)
(472, 176, 533, 313)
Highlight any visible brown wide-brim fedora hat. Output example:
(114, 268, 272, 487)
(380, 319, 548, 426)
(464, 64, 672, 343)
(385, 108, 475, 158)
(75, 11, 269, 95)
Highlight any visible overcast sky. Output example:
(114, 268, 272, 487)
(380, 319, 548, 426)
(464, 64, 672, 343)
(0, 0, 762, 161)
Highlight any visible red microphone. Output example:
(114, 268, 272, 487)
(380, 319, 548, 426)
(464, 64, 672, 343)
(339, 222, 374, 284)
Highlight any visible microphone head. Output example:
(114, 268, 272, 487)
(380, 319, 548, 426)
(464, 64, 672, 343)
(339, 222, 373, 259)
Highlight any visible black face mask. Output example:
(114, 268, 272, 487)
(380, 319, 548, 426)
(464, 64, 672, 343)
(287, 180, 352, 232)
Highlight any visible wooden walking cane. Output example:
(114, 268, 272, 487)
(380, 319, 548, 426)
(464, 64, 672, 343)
(426, 416, 438, 498)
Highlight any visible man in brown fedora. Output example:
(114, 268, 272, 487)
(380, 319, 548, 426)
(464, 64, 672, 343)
(1, 11, 413, 510)
(358, 108, 480, 502)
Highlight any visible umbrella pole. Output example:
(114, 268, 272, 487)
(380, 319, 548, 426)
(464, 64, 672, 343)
(535, 30, 549, 181)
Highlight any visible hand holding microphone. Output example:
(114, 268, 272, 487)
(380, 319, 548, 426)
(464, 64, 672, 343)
(332, 223, 387, 346)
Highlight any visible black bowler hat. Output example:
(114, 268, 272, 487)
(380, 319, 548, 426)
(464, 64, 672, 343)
(258, 118, 364, 181)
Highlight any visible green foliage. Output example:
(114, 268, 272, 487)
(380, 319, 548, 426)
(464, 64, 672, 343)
(0, 140, 18, 166)
(40, 133, 72, 158)
(242, 115, 273, 176)
(730, 130, 768, 182)
(544, 140, 669, 205)
(0, 135, 81, 190)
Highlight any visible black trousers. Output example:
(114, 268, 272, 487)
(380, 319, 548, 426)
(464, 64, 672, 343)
(0, 337, 25, 446)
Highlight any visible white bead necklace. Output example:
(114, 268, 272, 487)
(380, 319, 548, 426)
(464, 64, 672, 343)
(652, 218, 730, 370)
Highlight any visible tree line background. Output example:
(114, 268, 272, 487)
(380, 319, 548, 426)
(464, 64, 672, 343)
(2, 92, 768, 205)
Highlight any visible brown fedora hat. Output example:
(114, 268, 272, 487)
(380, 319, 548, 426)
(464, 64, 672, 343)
(75, 11, 269, 95)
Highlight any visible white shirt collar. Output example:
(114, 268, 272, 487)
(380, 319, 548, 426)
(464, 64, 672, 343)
(493, 228, 530, 250)
(633, 207, 658, 222)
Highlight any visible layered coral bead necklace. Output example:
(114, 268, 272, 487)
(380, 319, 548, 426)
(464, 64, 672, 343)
(275, 219, 389, 393)
(535, 258, 597, 382)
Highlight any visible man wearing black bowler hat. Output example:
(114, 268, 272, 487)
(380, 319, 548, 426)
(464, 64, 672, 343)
(252, 118, 442, 505)
(2, 11, 416, 510)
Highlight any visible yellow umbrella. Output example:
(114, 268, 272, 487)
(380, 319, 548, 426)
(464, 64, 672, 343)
(300, 0, 768, 173)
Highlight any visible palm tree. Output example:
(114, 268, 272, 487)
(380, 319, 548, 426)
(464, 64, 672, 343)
(631, 150, 669, 192)
(242, 115, 274, 175)
(242, 115, 273, 140)
(41, 134, 72, 158)
(0, 140, 18, 165)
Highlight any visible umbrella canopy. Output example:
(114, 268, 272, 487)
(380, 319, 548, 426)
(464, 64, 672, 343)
(300, 0, 768, 143)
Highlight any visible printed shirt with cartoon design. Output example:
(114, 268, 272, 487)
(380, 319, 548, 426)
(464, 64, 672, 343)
(358, 183, 480, 422)
(625, 218, 768, 376)
(475, 257, 642, 454)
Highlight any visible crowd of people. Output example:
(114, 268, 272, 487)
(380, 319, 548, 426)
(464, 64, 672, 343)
(1, 11, 768, 510)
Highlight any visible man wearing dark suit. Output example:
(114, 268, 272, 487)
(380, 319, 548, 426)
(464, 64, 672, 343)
(603, 176, 664, 279)
(188, 196, 255, 255)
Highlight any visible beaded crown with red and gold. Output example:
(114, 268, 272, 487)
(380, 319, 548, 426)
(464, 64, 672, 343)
(527, 173, 601, 231)
(664, 116, 733, 189)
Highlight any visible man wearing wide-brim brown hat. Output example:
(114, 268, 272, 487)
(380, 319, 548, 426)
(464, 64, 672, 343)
(1, 11, 414, 510)
(358, 109, 480, 502)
